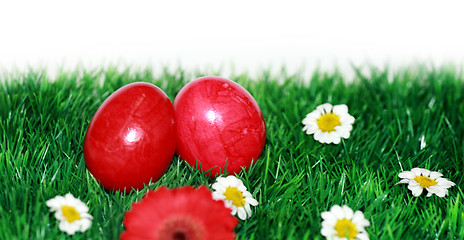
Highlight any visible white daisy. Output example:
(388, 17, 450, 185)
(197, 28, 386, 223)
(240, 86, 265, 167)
(211, 175, 258, 220)
(396, 167, 455, 197)
(302, 103, 355, 144)
(46, 193, 93, 235)
(321, 205, 370, 240)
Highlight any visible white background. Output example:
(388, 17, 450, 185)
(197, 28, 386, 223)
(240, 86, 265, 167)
(1, 0, 463, 80)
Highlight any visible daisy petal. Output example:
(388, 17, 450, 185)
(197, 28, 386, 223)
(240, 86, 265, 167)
(237, 207, 247, 220)
(420, 169, 431, 177)
(321, 211, 333, 221)
(334, 126, 349, 139)
(352, 211, 370, 227)
(428, 186, 447, 197)
(408, 185, 423, 197)
(398, 171, 414, 179)
(314, 131, 323, 141)
(436, 178, 455, 188)
(330, 205, 344, 218)
(429, 171, 443, 179)
(410, 168, 423, 176)
(332, 104, 348, 115)
(246, 197, 259, 206)
(318, 103, 333, 114)
(357, 231, 370, 240)
(331, 136, 341, 144)
(395, 179, 410, 185)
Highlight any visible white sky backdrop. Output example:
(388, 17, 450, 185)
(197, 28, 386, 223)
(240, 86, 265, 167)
(1, 0, 463, 80)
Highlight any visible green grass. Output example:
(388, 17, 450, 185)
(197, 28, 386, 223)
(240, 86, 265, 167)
(1, 65, 463, 239)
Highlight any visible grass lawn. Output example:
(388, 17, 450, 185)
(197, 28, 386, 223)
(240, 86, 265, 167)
(1, 65, 463, 239)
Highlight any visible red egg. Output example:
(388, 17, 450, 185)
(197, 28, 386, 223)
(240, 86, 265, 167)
(174, 76, 266, 177)
(84, 82, 176, 192)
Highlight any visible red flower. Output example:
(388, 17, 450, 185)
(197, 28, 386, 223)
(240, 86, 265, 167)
(121, 186, 238, 240)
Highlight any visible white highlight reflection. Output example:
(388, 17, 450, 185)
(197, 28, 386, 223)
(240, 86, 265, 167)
(206, 110, 216, 122)
(125, 127, 142, 143)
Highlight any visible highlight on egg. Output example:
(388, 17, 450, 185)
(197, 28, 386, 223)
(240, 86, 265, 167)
(174, 76, 266, 177)
(84, 82, 176, 192)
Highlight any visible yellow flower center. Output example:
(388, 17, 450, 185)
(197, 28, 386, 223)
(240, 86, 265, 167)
(334, 218, 358, 239)
(223, 186, 245, 207)
(61, 205, 81, 223)
(414, 175, 438, 188)
(317, 113, 341, 132)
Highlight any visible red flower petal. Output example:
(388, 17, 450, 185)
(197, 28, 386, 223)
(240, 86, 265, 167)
(121, 186, 238, 240)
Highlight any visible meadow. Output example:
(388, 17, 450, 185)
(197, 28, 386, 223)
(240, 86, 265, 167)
(0, 65, 463, 239)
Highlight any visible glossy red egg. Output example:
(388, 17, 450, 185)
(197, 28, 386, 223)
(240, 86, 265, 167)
(174, 76, 266, 177)
(84, 82, 176, 192)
